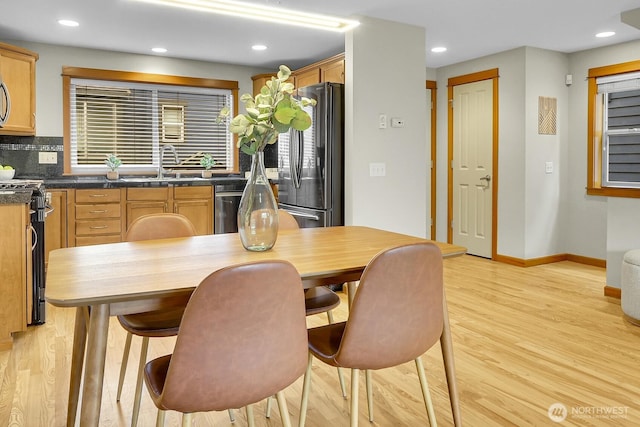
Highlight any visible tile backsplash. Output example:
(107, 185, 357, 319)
(0, 136, 64, 178)
(0, 135, 277, 178)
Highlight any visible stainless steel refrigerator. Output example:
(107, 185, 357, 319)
(277, 82, 344, 228)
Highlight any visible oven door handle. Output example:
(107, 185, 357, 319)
(30, 224, 37, 251)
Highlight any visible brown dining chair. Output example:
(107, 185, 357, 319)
(114, 213, 226, 427)
(278, 209, 346, 394)
(143, 260, 309, 426)
(299, 242, 446, 427)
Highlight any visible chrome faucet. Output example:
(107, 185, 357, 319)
(158, 144, 179, 179)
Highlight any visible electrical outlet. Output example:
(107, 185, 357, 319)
(545, 161, 553, 174)
(369, 162, 386, 177)
(39, 152, 58, 164)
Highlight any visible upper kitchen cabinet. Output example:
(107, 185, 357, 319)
(0, 42, 38, 136)
(251, 54, 345, 96)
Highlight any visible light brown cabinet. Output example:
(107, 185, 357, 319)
(44, 190, 68, 268)
(0, 203, 31, 350)
(295, 68, 321, 88)
(0, 42, 38, 135)
(251, 54, 345, 97)
(72, 188, 124, 247)
(126, 186, 213, 235)
(320, 58, 345, 84)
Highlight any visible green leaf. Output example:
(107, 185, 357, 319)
(277, 65, 291, 81)
(246, 108, 260, 119)
(274, 107, 296, 125)
(291, 110, 312, 131)
(229, 115, 251, 134)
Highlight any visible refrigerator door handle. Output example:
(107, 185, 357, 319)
(288, 210, 320, 221)
(291, 129, 303, 188)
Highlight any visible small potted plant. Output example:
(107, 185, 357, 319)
(104, 153, 122, 180)
(200, 153, 216, 178)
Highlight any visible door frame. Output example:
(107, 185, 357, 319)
(426, 80, 437, 240)
(447, 68, 499, 258)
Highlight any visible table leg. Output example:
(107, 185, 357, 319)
(67, 307, 88, 427)
(440, 290, 462, 426)
(79, 304, 110, 427)
(347, 281, 357, 308)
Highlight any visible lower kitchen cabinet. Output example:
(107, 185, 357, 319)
(173, 186, 213, 235)
(44, 190, 68, 268)
(126, 186, 213, 235)
(72, 188, 124, 247)
(0, 203, 30, 350)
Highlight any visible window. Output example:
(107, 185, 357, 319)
(587, 60, 640, 197)
(62, 67, 239, 175)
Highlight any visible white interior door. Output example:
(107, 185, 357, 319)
(452, 79, 493, 257)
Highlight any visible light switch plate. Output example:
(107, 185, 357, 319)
(545, 161, 553, 174)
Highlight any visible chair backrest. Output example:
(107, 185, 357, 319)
(125, 213, 197, 242)
(278, 209, 300, 230)
(157, 260, 308, 413)
(335, 242, 444, 370)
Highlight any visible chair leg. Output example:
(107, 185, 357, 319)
(415, 357, 437, 427)
(228, 408, 235, 422)
(265, 395, 274, 418)
(325, 310, 347, 398)
(246, 404, 255, 427)
(131, 336, 150, 427)
(116, 332, 133, 402)
(298, 352, 314, 427)
(155, 409, 166, 427)
(365, 369, 373, 422)
(181, 412, 192, 427)
(276, 390, 292, 427)
(350, 368, 359, 427)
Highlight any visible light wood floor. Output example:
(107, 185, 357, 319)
(1, 255, 639, 426)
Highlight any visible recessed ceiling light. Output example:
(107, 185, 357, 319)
(252, 45, 267, 51)
(130, 0, 360, 32)
(152, 47, 168, 53)
(58, 19, 79, 27)
(431, 47, 447, 53)
(596, 31, 615, 38)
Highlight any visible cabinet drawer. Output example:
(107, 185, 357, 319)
(174, 186, 213, 199)
(76, 204, 121, 219)
(76, 189, 121, 203)
(76, 219, 122, 236)
(75, 235, 121, 247)
(127, 187, 170, 201)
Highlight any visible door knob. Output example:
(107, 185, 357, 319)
(480, 175, 491, 182)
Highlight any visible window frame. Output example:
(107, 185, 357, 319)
(587, 59, 640, 198)
(62, 66, 239, 175)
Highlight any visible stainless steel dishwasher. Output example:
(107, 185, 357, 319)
(214, 182, 246, 234)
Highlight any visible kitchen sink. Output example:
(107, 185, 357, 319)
(120, 176, 207, 183)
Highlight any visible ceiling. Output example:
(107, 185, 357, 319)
(1, 0, 640, 71)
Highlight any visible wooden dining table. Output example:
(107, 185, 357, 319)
(46, 225, 466, 427)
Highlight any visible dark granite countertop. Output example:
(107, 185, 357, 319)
(0, 189, 33, 205)
(42, 175, 247, 189)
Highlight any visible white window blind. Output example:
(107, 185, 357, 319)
(597, 72, 640, 187)
(69, 78, 234, 174)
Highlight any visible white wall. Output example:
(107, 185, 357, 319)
(523, 47, 569, 259)
(3, 40, 267, 137)
(568, 39, 640, 286)
(345, 17, 429, 237)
